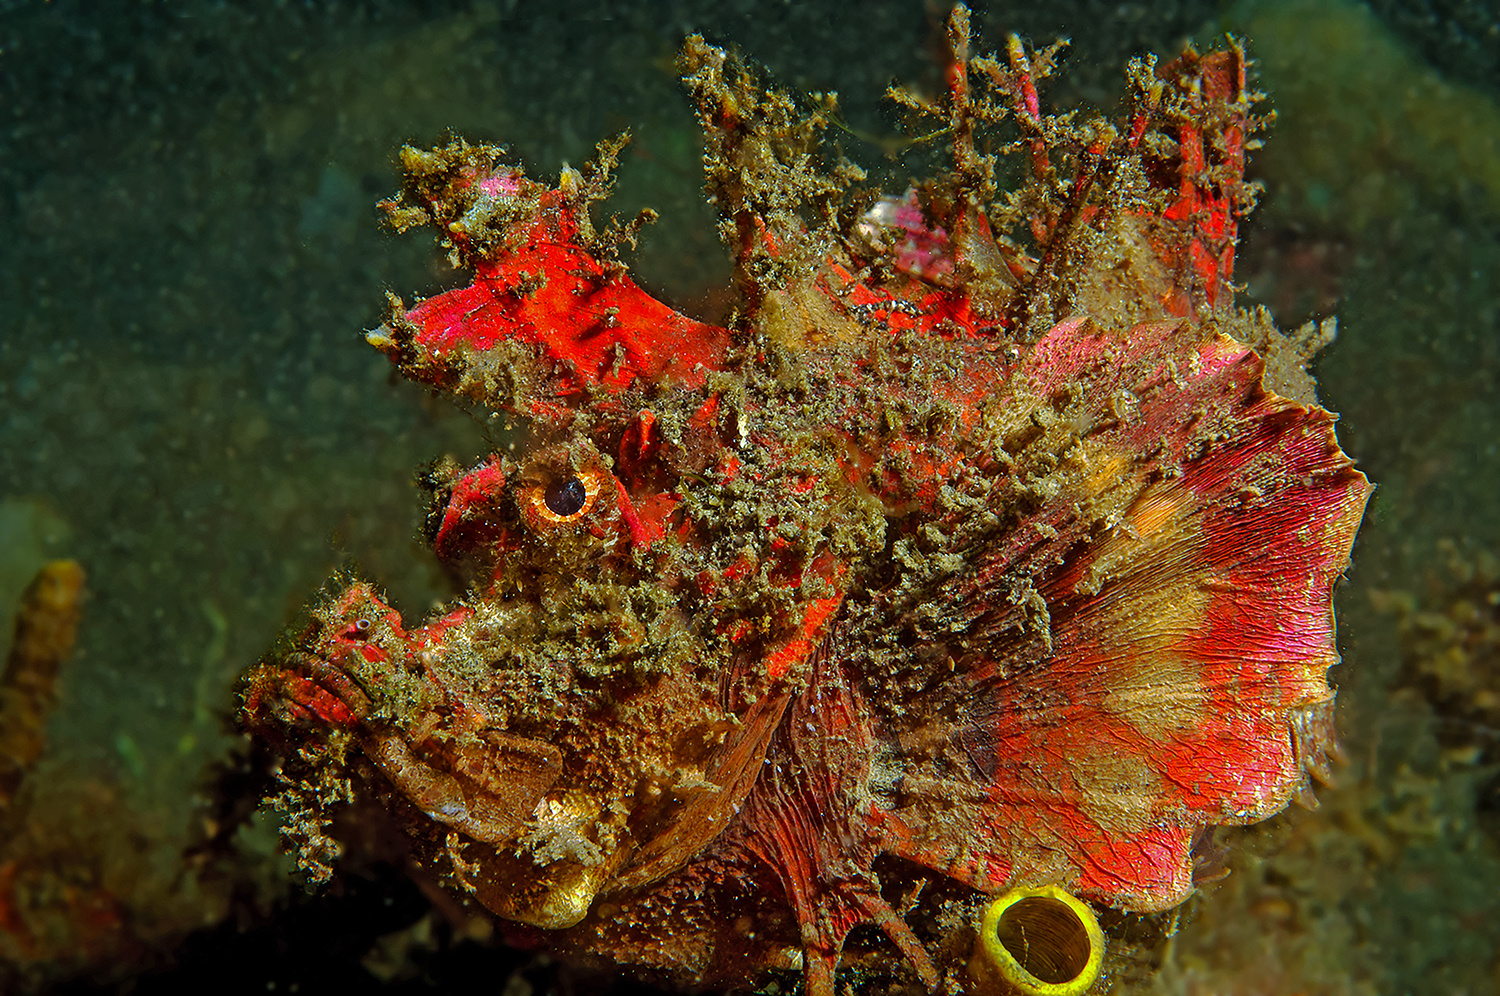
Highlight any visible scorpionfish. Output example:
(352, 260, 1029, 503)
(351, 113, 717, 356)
(244, 12, 1370, 995)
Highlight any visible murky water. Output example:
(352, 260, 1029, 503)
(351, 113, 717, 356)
(2, 1, 1497, 992)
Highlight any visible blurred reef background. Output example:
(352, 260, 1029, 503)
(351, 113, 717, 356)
(1, 0, 1498, 993)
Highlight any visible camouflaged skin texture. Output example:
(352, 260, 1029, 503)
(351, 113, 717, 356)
(243, 10, 1370, 995)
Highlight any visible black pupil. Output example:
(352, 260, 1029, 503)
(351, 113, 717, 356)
(544, 477, 588, 517)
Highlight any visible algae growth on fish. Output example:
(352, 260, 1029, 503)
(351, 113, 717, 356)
(242, 9, 1369, 994)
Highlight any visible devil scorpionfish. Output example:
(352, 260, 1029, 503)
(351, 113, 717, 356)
(244, 12, 1370, 995)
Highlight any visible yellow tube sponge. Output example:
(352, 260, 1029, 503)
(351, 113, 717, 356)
(970, 884, 1105, 995)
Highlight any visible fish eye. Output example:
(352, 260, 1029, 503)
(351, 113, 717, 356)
(522, 466, 606, 528)
(545, 477, 588, 517)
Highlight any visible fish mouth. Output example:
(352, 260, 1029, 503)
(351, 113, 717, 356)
(241, 577, 770, 929)
(240, 648, 372, 740)
(244, 601, 638, 931)
(242, 585, 401, 737)
(243, 583, 572, 846)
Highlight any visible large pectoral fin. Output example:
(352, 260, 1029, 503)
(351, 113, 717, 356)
(886, 328, 1369, 911)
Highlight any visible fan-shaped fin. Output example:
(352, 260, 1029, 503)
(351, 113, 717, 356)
(877, 319, 1369, 910)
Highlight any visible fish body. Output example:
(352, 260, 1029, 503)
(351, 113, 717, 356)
(244, 16, 1369, 994)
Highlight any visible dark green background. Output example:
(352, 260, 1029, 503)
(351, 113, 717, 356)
(2, 1, 1497, 992)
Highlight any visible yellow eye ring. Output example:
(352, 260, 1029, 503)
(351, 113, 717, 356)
(521, 466, 609, 527)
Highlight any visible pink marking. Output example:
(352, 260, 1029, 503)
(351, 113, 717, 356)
(476, 168, 525, 198)
(856, 192, 954, 283)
